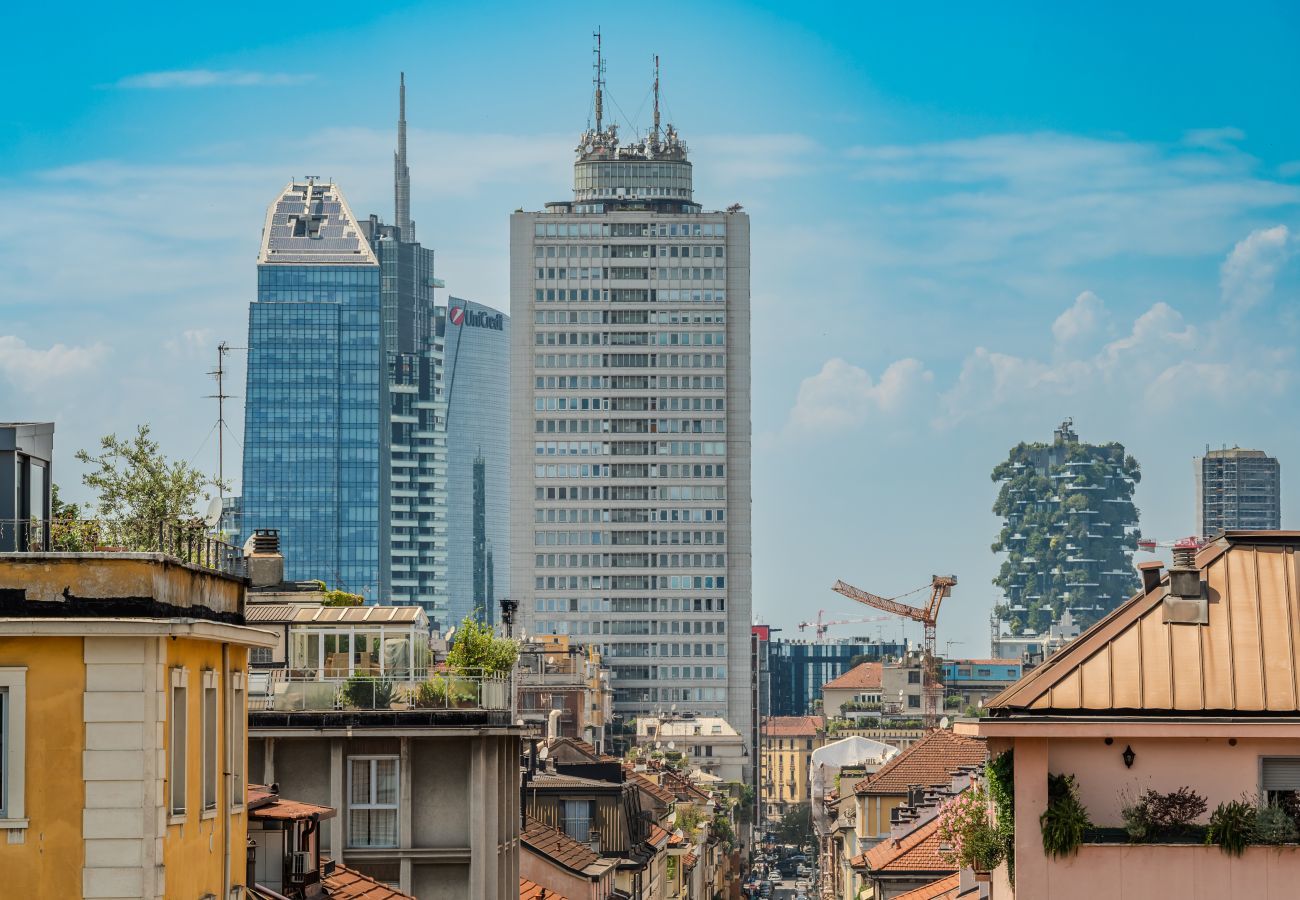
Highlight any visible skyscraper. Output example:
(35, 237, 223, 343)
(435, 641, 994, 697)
(243, 178, 383, 596)
(243, 78, 449, 614)
(442, 298, 510, 627)
(508, 50, 752, 738)
(1196, 447, 1281, 536)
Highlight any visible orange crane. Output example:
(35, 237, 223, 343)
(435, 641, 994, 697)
(831, 575, 957, 727)
(797, 611, 892, 640)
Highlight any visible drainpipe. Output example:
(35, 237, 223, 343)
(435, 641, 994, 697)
(222, 643, 231, 900)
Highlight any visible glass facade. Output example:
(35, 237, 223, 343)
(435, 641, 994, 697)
(441, 298, 509, 627)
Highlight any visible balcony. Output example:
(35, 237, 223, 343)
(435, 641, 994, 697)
(1, 517, 246, 579)
(250, 667, 511, 712)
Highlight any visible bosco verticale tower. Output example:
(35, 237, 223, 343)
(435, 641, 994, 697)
(991, 419, 1142, 634)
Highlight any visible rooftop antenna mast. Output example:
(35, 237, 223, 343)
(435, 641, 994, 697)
(652, 54, 660, 143)
(592, 29, 605, 133)
(206, 342, 237, 501)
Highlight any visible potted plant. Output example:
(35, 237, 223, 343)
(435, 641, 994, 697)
(411, 676, 449, 709)
(936, 783, 1005, 878)
(341, 674, 394, 709)
(1040, 773, 1090, 859)
(1121, 786, 1207, 843)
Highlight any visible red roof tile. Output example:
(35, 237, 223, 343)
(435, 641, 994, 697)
(522, 817, 602, 873)
(520, 877, 573, 900)
(322, 863, 415, 900)
(647, 823, 671, 848)
(762, 715, 826, 737)
(684, 850, 699, 869)
(892, 873, 962, 900)
(859, 815, 953, 874)
(625, 768, 677, 806)
(823, 662, 883, 691)
(854, 730, 985, 795)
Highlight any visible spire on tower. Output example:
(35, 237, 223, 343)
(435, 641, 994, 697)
(652, 54, 660, 144)
(394, 72, 413, 240)
(592, 29, 605, 135)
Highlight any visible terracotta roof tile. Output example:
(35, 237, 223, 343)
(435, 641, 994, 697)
(762, 715, 826, 737)
(322, 863, 415, 899)
(522, 817, 601, 873)
(625, 768, 677, 806)
(854, 730, 985, 795)
(684, 850, 698, 869)
(822, 662, 883, 691)
(860, 815, 953, 874)
(520, 877, 573, 900)
(892, 873, 962, 900)
(647, 823, 671, 848)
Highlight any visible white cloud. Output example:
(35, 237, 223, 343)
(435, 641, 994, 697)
(788, 357, 931, 431)
(0, 336, 109, 390)
(691, 134, 819, 182)
(1220, 225, 1292, 311)
(1051, 291, 1106, 346)
(113, 70, 314, 89)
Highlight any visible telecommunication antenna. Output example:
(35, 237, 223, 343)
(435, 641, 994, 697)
(592, 29, 605, 133)
(205, 341, 241, 500)
(652, 54, 661, 142)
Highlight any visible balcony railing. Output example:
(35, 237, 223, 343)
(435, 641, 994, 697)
(249, 667, 513, 713)
(1, 518, 246, 578)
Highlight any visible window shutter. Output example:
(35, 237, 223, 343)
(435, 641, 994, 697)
(1262, 758, 1300, 791)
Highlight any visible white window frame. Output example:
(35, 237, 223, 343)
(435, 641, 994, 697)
(346, 755, 400, 848)
(169, 667, 188, 822)
(201, 670, 219, 817)
(0, 668, 27, 830)
(229, 671, 245, 813)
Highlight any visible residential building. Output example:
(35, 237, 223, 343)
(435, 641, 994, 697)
(938, 657, 1022, 713)
(750, 624, 771, 825)
(989, 608, 1080, 667)
(508, 56, 752, 741)
(822, 661, 883, 719)
(769, 637, 908, 717)
(635, 715, 746, 784)
(965, 530, 1300, 899)
(851, 729, 986, 849)
(811, 735, 899, 896)
(0, 421, 52, 551)
(991, 419, 1141, 633)
(760, 715, 827, 825)
(516, 635, 613, 750)
(0, 536, 274, 898)
(1195, 446, 1281, 536)
(442, 296, 510, 626)
(520, 816, 620, 900)
(244, 543, 523, 898)
(882, 655, 927, 717)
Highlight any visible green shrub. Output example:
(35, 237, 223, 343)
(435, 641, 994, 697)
(987, 751, 1015, 883)
(1207, 799, 1255, 856)
(1040, 773, 1090, 859)
(1254, 803, 1299, 845)
(411, 676, 449, 708)
(1122, 787, 1207, 842)
(341, 675, 394, 708)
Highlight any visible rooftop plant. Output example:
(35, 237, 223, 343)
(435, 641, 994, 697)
(1040, 772, 1090, 859)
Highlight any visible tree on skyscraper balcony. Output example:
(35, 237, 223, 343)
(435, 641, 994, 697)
(991, 421, 1141, 634)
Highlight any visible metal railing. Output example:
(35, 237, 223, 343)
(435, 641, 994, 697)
(248, 666, 513, 713)
(0, 518, 246, 578)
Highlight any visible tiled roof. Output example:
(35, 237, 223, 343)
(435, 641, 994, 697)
(547, 736, 604, 761)
(762, 715, 825, 737)
(322, 863, 415, 899)
(520, 877, 573, 900)
(660, 769, 712, 803)
(244, 603, 301, 623)
(530, 772, 620, 791)
(823, 662, 883, 691)
(647, 823, 671, 848)
(859, 815, 953, 874)
(626, 768, 677, 806)
(683, 850, 698, 869)
(522, 817, 602, 873)
(250, 797, 337, 821)
(892, 873, 962, 900)
(854, 730, 985, 795)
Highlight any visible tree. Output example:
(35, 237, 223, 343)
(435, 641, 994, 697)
(51, 483, 81, 519)
(775, 801, 813, 847)
(446, 613, 519, 675)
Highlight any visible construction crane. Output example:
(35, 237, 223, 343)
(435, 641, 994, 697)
(831, 575, 957, 727)
(1137, 535, 1205, 567)
(797, 610, 892, 640)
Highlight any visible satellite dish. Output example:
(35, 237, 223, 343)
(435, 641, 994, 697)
(203, 497, 223, 528)
(939, 716, 950, 729)
(537, 744, 549, 760)
(445, 625, 456, 640)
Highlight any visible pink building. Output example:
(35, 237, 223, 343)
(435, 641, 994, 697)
(963, 531, 1300, 898)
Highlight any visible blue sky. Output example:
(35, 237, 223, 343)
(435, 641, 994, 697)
(3, 1, 1299, 652)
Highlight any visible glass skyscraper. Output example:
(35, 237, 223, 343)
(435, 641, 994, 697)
(441, 298, 509, 627)
(243, 179, 383, 597)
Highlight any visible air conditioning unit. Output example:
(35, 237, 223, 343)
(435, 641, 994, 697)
(288, 851, 314, 882)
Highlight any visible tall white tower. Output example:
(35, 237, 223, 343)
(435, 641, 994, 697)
(508, 47, 752, 743)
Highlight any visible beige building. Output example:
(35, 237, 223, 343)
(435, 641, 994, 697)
(822, 661, 882, 719)
(965, 531, 1300, 899)
(636, 715, 747, 784)
(516, 635, 613, 750)
(760, 715, 826, 824)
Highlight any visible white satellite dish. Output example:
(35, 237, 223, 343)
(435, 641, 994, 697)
(203, 497, 223, 528)
(939, 716, 950, 729)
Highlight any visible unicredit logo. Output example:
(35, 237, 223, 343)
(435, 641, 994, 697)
(450, 306, 504, 330)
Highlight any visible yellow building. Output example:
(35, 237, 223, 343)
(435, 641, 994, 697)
(760, 715, 826, 825)
(0, 549, 275, 899)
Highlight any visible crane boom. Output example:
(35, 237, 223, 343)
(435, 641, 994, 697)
(831, 580, 928, 623)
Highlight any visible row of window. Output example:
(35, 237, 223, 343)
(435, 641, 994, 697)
(535, 374, 726, 390)
(536, 244, 725, 259)
(534, 596, 726, 613)
(535, 330, 725, 347)
(533, 221, 726, 238)
(535, 397, 726, 413)
(534, 353, 726, 370)
(535, 309, 726, 325)
(168, 667, 246, 821)
(535, 288, 727, 304)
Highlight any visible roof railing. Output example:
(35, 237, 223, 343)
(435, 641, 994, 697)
(0, 517, 246, 579)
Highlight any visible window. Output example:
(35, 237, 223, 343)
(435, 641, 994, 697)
(348, 756, 399, 847)
(907, 670, 921, 684)
(563, 799, 595, 841)
(249, 646, 273, 666)
(1262, 758, 1300, 815)
(908, 695, 921, 709)
(229, 672, 245, 810)
(0, 667, 25, 827)
(202, 671, 219, 813)
(169, 668, 188, 818)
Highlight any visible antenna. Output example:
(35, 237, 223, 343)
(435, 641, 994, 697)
(652, 54, 660, 143)
(205, 341, 238, 500)
(592, 28, 605, 133)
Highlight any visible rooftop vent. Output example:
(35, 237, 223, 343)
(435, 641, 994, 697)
(243, 529, 285, 589)
(1163, 563, 1207, 626)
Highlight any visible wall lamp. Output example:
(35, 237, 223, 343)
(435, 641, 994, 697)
(1122, 745, 1136, 768)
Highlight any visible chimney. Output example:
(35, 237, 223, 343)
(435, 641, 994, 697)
(243, 528, 285, 588)
(1138, 561, 1163, 594)
(1163, 556, 1207, 626)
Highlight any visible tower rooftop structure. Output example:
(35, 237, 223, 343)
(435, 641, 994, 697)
(258, 179, 378, 266)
